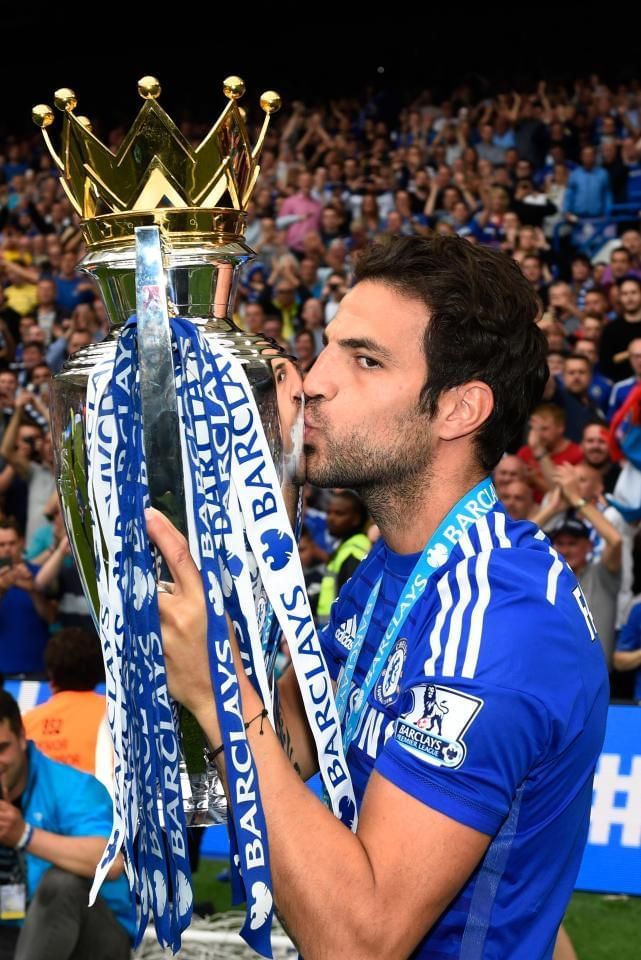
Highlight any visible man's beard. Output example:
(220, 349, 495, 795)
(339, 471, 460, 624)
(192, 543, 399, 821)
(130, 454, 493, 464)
(585, 453, 608, 469)
(304, 407, 434, 527)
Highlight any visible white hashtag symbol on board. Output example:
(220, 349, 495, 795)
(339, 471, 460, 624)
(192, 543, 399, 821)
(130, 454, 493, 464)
(589, 754, 641, 848)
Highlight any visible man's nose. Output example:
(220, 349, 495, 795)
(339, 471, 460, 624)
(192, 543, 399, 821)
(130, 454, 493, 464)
(303, 346, 338, 402)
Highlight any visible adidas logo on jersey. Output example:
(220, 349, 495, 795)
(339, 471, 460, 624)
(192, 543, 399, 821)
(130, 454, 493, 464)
(335, 615, 358, 650)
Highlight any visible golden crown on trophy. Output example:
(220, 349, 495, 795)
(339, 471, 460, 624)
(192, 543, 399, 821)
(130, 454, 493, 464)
(32, 76, 281, 249)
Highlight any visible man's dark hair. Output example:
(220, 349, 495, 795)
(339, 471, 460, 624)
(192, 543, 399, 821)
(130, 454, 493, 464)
(611, 246, 632, 260)
(264, 312, 283, 328)
(617, 274, 641, 291)
(22, 341, 45, 355)
(533, 402, 566, 425)
(295, 330, 315, 347)
(566, 353, 592, 370)
(572, 253, 592, 268)
(582, 420, 609, 436)
(354, 236, 548, 470)
(0, 518, 20, 535)
(19, 416, 45, 436)
(0, 689, 23, 737)
(44, 628, 104, 691)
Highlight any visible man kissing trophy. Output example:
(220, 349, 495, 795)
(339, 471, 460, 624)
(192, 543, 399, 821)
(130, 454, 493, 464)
(32, 76, 354, 956)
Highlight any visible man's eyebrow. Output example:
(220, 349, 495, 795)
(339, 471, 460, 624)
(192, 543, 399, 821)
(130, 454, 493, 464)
(335, 336, 394, 362)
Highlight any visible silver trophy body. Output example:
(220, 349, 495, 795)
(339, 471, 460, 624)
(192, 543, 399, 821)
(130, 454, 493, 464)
(50, 235, 303, 824)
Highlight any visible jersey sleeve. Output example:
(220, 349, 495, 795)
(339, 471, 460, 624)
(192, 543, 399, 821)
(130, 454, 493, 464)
(374, 549, 589, 837)
(616, 603, 641, 652)
(376, 679, 549, 836)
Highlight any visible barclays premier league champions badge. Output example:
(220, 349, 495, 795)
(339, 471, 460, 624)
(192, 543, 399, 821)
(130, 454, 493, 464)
(395, 683, 483, 769)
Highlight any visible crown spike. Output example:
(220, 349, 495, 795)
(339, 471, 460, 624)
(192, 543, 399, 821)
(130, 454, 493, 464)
(138, 76, 162, 100)
(32, 104, 64, 172)
(32, 104, 55, 128)
(260, 91, 281, 115)
(223, 76, 245, 101)
(251, 91, 282, 167)
(32, 77, 282, 250)
(54, 88, 77, 112)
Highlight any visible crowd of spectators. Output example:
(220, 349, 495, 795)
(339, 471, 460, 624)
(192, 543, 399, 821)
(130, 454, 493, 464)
(244, 75, 641, 706)
(4, 73, 641, 697)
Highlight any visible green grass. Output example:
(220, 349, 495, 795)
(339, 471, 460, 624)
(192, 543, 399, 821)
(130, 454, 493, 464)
(192, 859, 235, 915)
(193, 860, 641, 958)
(565, 892, 641, 960)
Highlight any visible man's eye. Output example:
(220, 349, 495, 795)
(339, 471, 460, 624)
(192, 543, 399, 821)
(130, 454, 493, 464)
(356, 356, 380, 369)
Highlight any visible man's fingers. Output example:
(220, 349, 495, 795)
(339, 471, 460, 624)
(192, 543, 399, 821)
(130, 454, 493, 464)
(156, 590, 177, 621)
(145, 507, 200, 597)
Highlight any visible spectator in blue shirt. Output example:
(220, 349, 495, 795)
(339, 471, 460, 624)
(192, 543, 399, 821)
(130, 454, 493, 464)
(622, 138, 641, 207)
(573, 339, 612, 416)
(614, 603, 641, 702)
(607, 337, 641, 419)
(564, 146, 613, 219)
(0, 690, 133, 959)
(53, 252, 92, 315)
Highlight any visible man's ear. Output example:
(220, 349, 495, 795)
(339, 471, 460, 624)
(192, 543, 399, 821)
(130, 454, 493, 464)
(436, 381, 494, 442)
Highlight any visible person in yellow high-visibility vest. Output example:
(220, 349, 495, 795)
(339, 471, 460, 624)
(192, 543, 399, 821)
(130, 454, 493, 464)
(316, 490, 370, 623)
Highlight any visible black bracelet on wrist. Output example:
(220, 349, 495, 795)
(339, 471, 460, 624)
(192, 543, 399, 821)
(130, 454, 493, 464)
(209, 708, 269, 759)
(245, 707, 269, 735)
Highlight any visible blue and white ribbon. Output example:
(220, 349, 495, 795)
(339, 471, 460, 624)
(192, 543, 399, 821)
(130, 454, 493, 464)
(88, 329, 192, 952)
(86, 317, 355, 956)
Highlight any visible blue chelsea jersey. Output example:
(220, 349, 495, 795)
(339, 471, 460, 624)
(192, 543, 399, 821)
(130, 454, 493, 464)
(320, 504, 608, 960)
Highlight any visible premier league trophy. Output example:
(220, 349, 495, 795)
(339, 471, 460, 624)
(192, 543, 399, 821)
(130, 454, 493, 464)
(32, 77, 355, 955)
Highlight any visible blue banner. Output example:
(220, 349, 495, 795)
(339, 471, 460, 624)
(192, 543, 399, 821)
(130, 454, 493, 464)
(576, 704, 641, 896)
